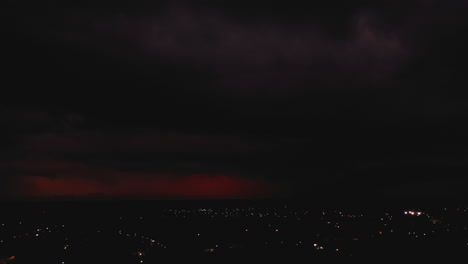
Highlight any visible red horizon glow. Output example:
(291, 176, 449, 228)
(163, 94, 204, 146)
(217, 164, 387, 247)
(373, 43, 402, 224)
(22, 174, 280, 199)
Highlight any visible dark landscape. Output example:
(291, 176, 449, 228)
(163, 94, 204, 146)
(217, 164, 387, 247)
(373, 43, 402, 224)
(2, 0, 468, 262)
(1, 200, 468, 263)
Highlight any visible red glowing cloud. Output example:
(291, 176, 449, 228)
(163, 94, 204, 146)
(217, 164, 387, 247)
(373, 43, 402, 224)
(23, 173, 279, 199)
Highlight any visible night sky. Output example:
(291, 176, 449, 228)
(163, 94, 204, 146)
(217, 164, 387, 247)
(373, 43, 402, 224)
(2, 0, 468, 202)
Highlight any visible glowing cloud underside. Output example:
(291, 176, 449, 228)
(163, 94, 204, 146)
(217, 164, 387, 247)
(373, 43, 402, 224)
(23, 174, 279, 199)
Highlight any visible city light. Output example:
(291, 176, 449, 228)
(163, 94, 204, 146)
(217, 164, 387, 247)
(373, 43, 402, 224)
(1, 204, 467, 260)
(404, 210, 424, 216)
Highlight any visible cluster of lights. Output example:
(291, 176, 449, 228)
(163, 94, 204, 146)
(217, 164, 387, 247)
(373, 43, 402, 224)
(0, 224, 66, 243)
(404, 211, 423, 216)
(118, 230, 166, 249)
(2, 206, 468, 260)
(161, 207, 348, 219)
(313, 243, 324, 250)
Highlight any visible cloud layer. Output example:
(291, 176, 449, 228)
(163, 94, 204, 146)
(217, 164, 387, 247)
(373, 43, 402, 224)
(2, 0, 468, 200)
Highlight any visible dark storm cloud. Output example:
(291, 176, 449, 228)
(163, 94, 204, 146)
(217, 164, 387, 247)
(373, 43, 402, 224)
(0, 106, 265, 190)
(2, 0, 468, 199)
(138, 10, 406, 87)
(15, 5, 406, 92)
(0, 105, 334, 197)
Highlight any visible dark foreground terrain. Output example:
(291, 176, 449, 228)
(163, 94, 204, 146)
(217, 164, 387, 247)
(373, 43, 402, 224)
(1, 200, 468, 263)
